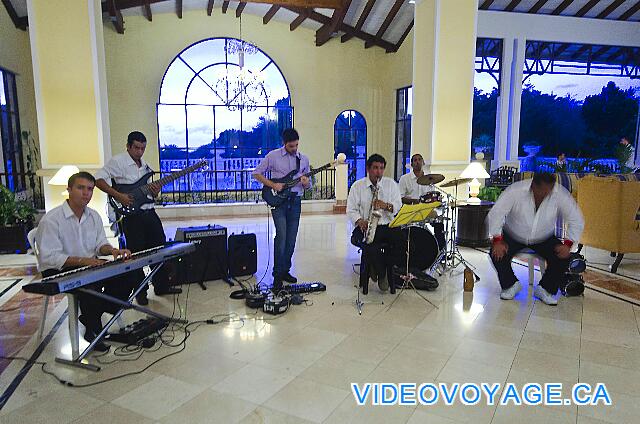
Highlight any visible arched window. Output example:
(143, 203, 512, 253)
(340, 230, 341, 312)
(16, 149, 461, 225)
(157, 37, 292, 194)
(334, 110, 366, 187)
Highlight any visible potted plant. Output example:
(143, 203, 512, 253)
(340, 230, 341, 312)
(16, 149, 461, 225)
(0, 184, 36, 253)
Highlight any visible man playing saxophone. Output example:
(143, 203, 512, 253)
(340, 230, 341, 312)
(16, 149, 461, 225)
(347, 154, 403, 295)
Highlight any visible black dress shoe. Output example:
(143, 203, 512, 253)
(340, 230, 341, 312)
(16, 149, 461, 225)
(282, 272, 297, 284)
(81, 321, 110, 353)
(136, 291, 149, 306)
(154, 287, 182, 296)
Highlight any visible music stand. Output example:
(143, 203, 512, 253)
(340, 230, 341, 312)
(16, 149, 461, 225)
(387, 203, 441, 310)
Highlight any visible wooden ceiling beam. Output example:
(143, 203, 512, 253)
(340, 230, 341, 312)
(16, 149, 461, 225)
(596, 0, 625, 19)
(316, 0, 352, 46)
(571, 45, 591, 60)
(479, 0, 496, 9)
(289, 10, 308, 31)
(142, 0, 152, 21)
(606, 48, 625, 62)
(207, 0, 215, 15)
(286, 6, 395, 51)
(108, 0, 125, 34)
(236, 1, 246, 17)
(263, 4, 280, 23)
(619, 0, 640, 20)
(365, 0, 404, 49)
(341, 0, 376, 43)
(1, 0, 26, 30)
(505, 0, 523, 12)
(591, 45, 614, 61)
(575, 0, 599, 17)
(176, 0, 182, 18)
(222, 0, 230, 13)
(389, 19, 413, 53)
(242, 0, 345, 7)
(551, 0, 574, 15)
(528, 0, 550, 14)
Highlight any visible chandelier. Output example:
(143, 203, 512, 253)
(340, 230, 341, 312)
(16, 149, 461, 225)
(214, 16, 268, 112)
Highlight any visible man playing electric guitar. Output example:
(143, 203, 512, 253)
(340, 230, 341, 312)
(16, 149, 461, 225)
(95, 131, 181, 305)
(253, 128, 311, 292)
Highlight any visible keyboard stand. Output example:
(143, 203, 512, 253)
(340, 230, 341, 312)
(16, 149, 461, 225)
(55, 262, 187, 371)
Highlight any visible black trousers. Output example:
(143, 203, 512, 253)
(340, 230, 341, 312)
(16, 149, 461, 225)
(352, 225, 404, 293)
(120, 209, 170, 293)
(432, 222, 446, 250)
(42, 268, 135, 332)
(490, 230, 570, 295)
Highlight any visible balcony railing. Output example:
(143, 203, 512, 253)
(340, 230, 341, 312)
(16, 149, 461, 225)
(152, 168, 336, 205)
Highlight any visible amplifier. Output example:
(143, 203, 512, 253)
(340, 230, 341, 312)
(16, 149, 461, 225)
(173, 225, 228, 284)
(228, 233, 257, 277)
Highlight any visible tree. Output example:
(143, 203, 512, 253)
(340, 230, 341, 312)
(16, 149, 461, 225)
(581, 82, 639, 157)
(519, 84, 586, 157)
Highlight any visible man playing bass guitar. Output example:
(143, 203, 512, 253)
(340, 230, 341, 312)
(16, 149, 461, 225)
(95, 131, 181, 305)
(253, 128, 310, 292)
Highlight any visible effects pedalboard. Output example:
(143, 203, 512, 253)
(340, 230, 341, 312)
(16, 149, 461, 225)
(242, 282, 327, 315)
(105, 317, 168, 346)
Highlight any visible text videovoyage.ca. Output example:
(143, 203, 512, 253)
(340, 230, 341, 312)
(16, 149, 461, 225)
(351, 382, 612, 407)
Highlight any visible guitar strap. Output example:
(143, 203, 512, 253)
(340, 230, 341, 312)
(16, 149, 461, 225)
(296, 156, 300, 174)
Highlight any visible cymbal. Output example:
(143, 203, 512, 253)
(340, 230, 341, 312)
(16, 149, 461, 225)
(417, 174, 445, 186)
(439, 178, 473, 188)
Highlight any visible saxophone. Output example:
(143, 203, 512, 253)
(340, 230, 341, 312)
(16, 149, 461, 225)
(363, 180, 382, 245)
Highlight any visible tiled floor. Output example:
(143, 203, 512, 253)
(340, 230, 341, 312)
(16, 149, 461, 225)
(0, 213, 639, 423)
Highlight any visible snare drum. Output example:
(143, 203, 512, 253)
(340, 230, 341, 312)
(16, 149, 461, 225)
(420, 191, 443, 204)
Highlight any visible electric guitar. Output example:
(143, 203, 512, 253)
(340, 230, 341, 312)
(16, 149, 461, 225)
(261, 160, 337, 208)
(109, 160, 207, 216)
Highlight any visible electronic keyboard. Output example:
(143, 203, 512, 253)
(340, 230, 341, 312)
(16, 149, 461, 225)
(23, 243, 195, 296)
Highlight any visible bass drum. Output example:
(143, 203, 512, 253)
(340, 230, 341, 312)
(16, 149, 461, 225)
(401, 226, 440, 271)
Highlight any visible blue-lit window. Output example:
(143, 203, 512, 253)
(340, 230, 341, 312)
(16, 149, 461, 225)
(157, 38, 292, 193)
(394, 86, 412, 181)
(334, 110, 366, 188)
(0, 68, 25, 192)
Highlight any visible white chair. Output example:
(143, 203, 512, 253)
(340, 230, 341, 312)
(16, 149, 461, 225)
(27, 228, 50, 341)
(29, 228, 125, 341)
(515, 248, 546, 286)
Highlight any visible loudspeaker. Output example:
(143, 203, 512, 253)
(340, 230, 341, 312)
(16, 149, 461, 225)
(228, 233, 257, 277)
(174, 225, 228, 283)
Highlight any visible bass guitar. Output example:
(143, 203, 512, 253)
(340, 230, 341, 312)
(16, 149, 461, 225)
(109, 160, 207, 216)
(261, 160, 338, 208)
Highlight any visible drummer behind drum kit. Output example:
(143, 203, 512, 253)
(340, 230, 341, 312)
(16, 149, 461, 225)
(402, 173, 479, 280)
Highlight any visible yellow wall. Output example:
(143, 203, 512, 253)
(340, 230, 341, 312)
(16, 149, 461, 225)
(0, 8, 39, 164)
(29, 0, 102, 167)
(432, 0, 476, 162)
(412, 0, 477, 182)
(103, 10, 413, 177)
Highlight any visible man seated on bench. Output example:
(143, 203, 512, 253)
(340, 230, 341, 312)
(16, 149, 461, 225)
(486, 173, 584, 305)
(36, 172, 133, 351)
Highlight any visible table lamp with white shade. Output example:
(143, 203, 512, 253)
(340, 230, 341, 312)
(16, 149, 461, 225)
(459, 162, 490, 203)
(48, 165, 80, 197)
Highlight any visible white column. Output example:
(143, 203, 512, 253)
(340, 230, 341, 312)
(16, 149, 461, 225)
(493, 37, 513, 169)
(507, 37, 526, 163)
(493, 37, 525, 169)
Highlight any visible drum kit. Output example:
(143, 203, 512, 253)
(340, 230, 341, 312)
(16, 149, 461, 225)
(401, 174, 477, 280)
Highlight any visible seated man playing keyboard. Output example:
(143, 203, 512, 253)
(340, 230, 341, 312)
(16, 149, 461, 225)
(36, 172, 133, 352)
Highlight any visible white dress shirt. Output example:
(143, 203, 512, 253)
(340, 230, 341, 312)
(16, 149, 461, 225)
(486, 179, 584, 245)
(95, 152, 155, 210)
(35, 201, 110, 271)
(398, 172, 435, 200)
(347, 176, 402, 226)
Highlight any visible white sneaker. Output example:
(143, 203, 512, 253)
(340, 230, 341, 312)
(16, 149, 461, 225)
(500, 281, 522, 300)
(534, 285, 558, 306)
